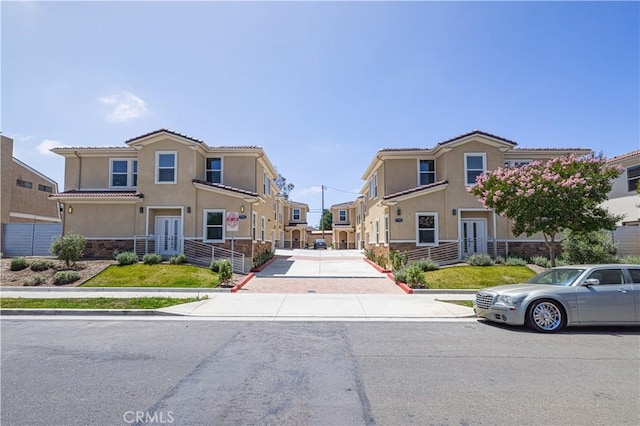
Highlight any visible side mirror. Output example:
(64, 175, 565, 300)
(583, 278, 600, 286)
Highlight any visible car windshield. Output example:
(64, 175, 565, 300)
(527, 268, 585, 286)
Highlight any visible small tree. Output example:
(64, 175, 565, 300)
(275, 173, 295, 200)
(561, 229, 618, 265)
(50, 233, 86, 268)
(469, 153, 622, 266)
(320, 209, 333, 231)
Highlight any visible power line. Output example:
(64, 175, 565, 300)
(323, 185, 360, 195)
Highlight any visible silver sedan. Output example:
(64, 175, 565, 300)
(474, 264, 640, 332)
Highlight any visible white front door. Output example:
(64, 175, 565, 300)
(156, 216, 182, 256)
(461, 219, 487, 258)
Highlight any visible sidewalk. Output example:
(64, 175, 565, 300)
(0, 287, 476, 320)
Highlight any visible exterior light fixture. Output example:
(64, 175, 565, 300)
(452, 209, 457, 216)
(187, 206, 192, 214)
(396, 208, 402, 216)
(67, 206, 73, 214)
(139, 207, 144, 214)
(240, 205, 245, 213)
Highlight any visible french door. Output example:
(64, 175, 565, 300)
(461, 219, 487, 258)
(155, 216, 182, 256)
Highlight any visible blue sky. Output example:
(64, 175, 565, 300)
(3, 1, 639, 226)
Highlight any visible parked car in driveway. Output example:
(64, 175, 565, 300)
(474, 264, 640, 332)
(313, 239, 327, 249)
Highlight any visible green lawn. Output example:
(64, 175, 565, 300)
(0, 297, 203, 309)
(81, 264, 219, 288)
(423, 265, 536, 289)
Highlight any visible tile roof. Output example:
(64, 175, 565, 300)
(509, 147, 591, 152)
(331, 201, 354, 208)
(50, 190, 142, 198)
(192, 179, 259, 197)
(52, 146, 133, 150)
(125, 128, 205, 144)
(437, 130, 518, 146)
(383, 180, 448, 200)
(607, 149, 640, 163)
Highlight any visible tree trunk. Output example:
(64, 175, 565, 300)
(543, 234, 557, 267)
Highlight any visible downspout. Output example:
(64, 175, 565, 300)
(73, 150, 82, 190)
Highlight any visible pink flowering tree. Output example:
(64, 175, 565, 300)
(468, 153, 622, 266)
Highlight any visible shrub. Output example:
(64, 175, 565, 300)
(53, 270, 81, 285)
(413, 258, 440, 272)
(620, 255, 640, 265)
(393, 268, 408, 284)
(530, 256, 551, 268)
(465, 253, 494, 266)
(389, 250, 408, 271)
(143, 253, 163, 265)
(506, 257, 528, 266)
(169, 254, 187, 265)
(363, 248, 377, 261)
(30, 259, 54, 272)
(24, 274, 47, 286)
(376, 254, 389, 269)
(493, 256, 506, 265)
(50, 233, 86, 268)
(210, 259, 221, 272)
(405, 265, 427, 288)
(561, 230, 618, 265)
(217, 260, 232, 286)
(116, 251, 138, 266)
(10, 257, 28, 271)
(253, 250, 274, 268)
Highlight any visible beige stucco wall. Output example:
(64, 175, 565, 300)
(10, 161, 60, 222)
(1, 136, 13, 224)
(64, 204, 138, 237)
(225, 156, 257, 191)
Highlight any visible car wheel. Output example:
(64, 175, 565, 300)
(526, 299, 566, 333)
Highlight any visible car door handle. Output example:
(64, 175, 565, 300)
(618, 289, 628, 293)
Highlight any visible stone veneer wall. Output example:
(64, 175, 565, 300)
(84, 240, 134, 259)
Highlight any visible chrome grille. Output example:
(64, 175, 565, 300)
(475, 293, 494, 310)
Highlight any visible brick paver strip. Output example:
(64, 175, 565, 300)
(238, 277, 406, 294)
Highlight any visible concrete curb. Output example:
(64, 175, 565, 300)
(0, 309, 181, 316)
(231, 273, 255, 293)
(363, 258, 392, 273)
(250, 256, 277, 272)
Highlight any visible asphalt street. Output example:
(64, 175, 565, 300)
(2, 319, 638, 426)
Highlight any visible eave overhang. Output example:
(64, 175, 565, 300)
(48, 191, 143, 204)
(382, 180, 448, 204)
(193, 180, 261, 203)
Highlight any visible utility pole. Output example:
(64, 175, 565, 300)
(321, 184, 325, 240)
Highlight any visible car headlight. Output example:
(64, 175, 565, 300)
(496, 295, 518, 306)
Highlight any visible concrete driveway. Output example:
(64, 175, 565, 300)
(241, 249, 405, 294)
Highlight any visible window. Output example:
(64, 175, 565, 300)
(419, 160, 435, 185)
(204, 209, 224, 242)
(206, 158, 222, 184)
(293, 208, 301, 221)
(38, 184, 53, 193)
(16, 179, 32, 189)
(628, 268, 640, 283)
(110, 159, 138, 187)
(261, 216, 266, 242)
(627, 165, 640, 192)
(587, 269, 624, 285)
(356, 206, 361, 225)
(156, 151, 176, 184)
(465, 153, 486, 186)
(263, 171, 271, 195)
(369, 173, 378, 198)
(339, 210, 347, 222)
(252, 212, 257, 241)
(384, 215, 389, 244)
(375, 220, 380, 244)
(416, 213, 438, 245)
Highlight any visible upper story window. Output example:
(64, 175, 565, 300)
(627, 165, 640, 192)
(206, 158, 222, 184)
(261, 216, 266, 242)
(203, 209, 225, 242)
(356, 205, 361, 225)
(419, 160, 435, 185)
(369, 173, 378, 198)
(465, 153, 486, 186)
(252, 212, 257, 241)
(504, 159, 532, 168)
(263, 172, 271, 195)
(339, 210, 347, 222)
(38, 184, 53, 193)
(156, 151, 177, 184)
(16, 179, 33, 189)
(293, 208, 301, 221)
(384, 215, 389, 244)
(110, 159, 138, 188)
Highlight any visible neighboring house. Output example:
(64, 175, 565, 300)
(281, 200, 310, 249)
(352, 130, 592, 263)
(602, 149, 640, 255)
(331, 200, 359, 249)
(1, 135, 61, 253)
(49, 129, 304, 271)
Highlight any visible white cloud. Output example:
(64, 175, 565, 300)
(299, 186, 324, 196)
(99, 91, 148, 122)
(37, 139, 63, 155)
